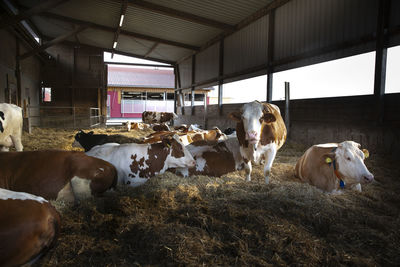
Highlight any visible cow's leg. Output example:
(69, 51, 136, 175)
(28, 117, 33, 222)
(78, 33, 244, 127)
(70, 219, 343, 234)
(263, 143, 277, 184)
(243, 159, 252, 181)
(10, 135, 23, 151)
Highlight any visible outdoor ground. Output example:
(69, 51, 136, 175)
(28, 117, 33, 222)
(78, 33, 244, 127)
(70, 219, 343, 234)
(23, 127, 400, 266)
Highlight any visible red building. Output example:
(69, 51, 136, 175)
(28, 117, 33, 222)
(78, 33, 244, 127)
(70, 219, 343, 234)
(107, 65, 210, 119)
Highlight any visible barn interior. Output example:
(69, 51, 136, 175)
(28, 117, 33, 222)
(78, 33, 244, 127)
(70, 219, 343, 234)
(1, 0, 400, 266)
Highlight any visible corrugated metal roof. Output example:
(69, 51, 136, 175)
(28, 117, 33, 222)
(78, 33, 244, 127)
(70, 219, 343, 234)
(108, 66, 175, 88)
(145, 0, 272, 25)
(123, 7, 220, 46)
(50, 0, 121, 28)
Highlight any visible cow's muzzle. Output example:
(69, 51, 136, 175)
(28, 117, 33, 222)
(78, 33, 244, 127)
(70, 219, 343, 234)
(363, 173, 374, 183)
(246, 131, 259, 144)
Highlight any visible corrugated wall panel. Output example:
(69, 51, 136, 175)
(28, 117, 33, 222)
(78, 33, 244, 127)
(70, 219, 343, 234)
(150, 44, 193, 63)
(389, 0, 400, 47)
(274, 0, 378, 62)
(195, 42, 219, 83)
(178, 57, 192, 89)
(224, 15, 269, 76)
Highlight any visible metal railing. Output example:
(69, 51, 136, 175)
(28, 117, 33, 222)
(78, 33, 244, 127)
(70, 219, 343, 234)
(27, 106, 102, 128)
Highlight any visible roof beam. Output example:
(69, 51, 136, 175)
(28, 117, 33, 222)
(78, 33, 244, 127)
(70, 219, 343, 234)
(45, 37, 176, 65)
(144, 42, 158, 58)
(0, 0, 68, 29)
(111, 0, 128, 58)
(105, 62, 172, 68)
(39, 12, 200, 51)
(123, 0, 235, 30)
(19, 25, 87, 60)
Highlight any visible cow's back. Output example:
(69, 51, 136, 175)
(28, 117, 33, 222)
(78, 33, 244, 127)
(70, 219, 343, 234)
(260, 103, 287, 149)
(295, 145, 338, 191)
(0, 193, 60, 266)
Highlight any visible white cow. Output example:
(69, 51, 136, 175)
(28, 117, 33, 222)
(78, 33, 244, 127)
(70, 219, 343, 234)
(86, 134, 196, 187)
(295, 141, 374, 193)
(0, 103, 23, 151)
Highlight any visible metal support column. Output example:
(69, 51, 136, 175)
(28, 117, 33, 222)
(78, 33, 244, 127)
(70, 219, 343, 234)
(218, 39, 224, 114)
(373, 0, 390, 125)
(266, 10, 275, 103)
(191, 55, 196, 115)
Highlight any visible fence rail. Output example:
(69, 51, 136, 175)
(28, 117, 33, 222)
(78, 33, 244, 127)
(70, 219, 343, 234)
(27, 106, 102, 128)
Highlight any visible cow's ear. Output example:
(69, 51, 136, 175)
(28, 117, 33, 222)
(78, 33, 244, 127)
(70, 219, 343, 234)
(262, 112, 276, 123)
(322, 153, 335, 164)
(362, 149, 369, 159)
(0, 111, 4, 120)
(229, 112, 242, 122)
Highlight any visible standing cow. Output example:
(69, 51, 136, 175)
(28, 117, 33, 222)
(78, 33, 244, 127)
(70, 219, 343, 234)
(229, 101, 287, 183)
(142, 111, 178, 124)
(295, 141, 374, 192)
(0, 103, 23, 151)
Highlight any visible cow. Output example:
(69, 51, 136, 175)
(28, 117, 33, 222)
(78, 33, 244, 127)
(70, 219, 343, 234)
(142, 111, 178, 124)
(0, 103, 23, 151)
(175, 136, 244, 177)
(295, 141, 374, 193)
(125, 121, 132, 131)
(72, 130, 141, 152)
(0, 188, 60, 266)
(131, 122, 150, 130)
(152, 123, 171, 132)
(229, 101, 287, 183)
(142, 127, 227, 146)
(86, 134, 196, 187)
(0, 151, 118, 202)
(223, 127, 236, 136)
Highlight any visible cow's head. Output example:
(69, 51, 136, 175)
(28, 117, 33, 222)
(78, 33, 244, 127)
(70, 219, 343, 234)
(126, 121, 131, 131)
(0, 111, 4, 133)
(72, 130, 93, 148)
(163, 134, 196, 168)
(229, 101, 276, 146)
(323, 141, 374, 186)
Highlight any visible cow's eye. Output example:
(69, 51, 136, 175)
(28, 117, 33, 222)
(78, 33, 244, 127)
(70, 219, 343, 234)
(347, 157, 351, 161)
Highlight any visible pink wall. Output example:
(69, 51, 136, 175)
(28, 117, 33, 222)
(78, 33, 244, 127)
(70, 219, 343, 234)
(107, 91, 141, 118)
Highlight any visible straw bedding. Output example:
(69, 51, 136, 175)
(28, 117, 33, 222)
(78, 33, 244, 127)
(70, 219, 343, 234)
(21, 127, 400, 266)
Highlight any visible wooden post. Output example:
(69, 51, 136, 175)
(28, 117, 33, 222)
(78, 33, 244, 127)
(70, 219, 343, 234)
(23, 99, 31, 133)
(15, 37, 22, 106)
(284, 82, 290, 136)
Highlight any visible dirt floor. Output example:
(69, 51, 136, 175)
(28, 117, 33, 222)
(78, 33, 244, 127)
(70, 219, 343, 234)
(23, 127, 400, 266)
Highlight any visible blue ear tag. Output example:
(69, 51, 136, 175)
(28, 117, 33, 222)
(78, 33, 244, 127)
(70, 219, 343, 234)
(339, 180, 345, 188)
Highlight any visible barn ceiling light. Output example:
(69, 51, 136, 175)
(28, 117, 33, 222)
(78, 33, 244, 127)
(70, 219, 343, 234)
(119, 15, 125, 27)
(113, 42, 117, 49)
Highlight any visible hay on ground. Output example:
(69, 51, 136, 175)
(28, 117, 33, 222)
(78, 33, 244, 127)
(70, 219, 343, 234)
(19, 127, 400, 266)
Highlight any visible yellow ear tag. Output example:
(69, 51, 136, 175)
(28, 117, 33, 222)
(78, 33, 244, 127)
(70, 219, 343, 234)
(325, 157, 332, 164)
(166, 143, 171, 148)
(362, 149, 369, 159)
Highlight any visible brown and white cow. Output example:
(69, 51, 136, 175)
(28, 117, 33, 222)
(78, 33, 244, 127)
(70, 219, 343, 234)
(143, 127, 227, 146)
(295, 141, 374, 192)
(0, 151, 118, 202)
(142, 111, 178, 124)
(85, 134, 196, 187)
(0, 188, 60, 266)
(229, 101, 287, 183)
(176, 135, 244, 177)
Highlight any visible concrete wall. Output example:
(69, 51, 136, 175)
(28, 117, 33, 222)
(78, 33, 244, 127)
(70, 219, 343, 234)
(175, 94, 400, 158)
